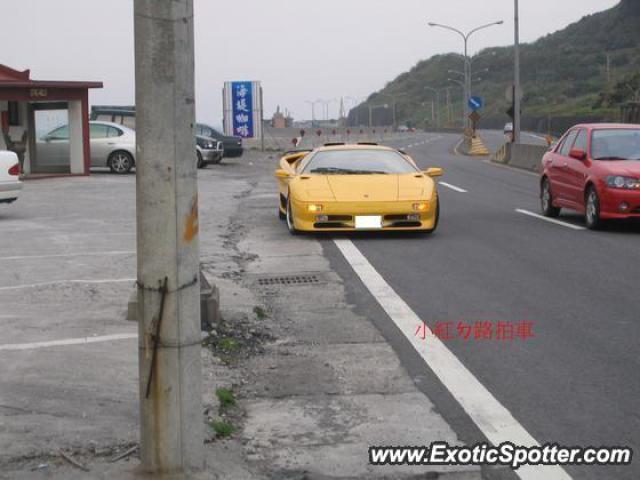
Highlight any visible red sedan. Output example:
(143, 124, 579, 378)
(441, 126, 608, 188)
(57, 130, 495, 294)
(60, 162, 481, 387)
(540, 123, 640, 229)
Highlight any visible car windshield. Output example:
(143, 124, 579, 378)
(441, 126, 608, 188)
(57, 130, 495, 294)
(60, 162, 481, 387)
(303, 149, 418, 175)
(591, 129, 640, 161)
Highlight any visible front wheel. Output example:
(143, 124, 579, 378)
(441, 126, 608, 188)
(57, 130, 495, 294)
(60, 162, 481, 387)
(541, 178, 561, 218)
(585, 187, 603, 230)
(109, 151, 134, 174)
(196, 151, 205, 169)
(286, 196, 299, 235)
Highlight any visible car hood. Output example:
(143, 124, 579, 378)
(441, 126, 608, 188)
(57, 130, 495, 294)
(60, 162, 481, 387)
(294, 174, 431, 202)
(597, 160, 640, 177)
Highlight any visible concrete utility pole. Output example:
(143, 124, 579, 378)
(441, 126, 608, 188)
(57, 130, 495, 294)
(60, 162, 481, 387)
(134, 0, 204, 474)
(513, 0, 522, 144)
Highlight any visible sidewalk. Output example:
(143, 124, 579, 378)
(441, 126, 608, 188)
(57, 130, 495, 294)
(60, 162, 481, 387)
(0, 143, 481, 479)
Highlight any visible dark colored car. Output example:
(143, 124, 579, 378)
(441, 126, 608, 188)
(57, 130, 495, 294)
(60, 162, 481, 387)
(540, 123, 640, 229)
(196, 123, 243, 158)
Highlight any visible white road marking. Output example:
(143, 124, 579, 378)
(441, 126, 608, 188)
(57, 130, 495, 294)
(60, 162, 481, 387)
(453, 137, 465, 156)
(0, 333, 138, 352)
(0, 278, 136, 292)
(516, 209, 585, 231)
(438, 182, 468, 193)
(333, 239, 572, 480)
(0, 251, 135, 261)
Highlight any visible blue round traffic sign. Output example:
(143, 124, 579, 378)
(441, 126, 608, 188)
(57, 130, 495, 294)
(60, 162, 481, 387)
(468, 96, 484, 111)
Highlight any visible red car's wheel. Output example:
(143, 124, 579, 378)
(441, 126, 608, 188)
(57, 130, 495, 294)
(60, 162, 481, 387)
(541, 178, 561, 218)
(585, 187, 603, 230)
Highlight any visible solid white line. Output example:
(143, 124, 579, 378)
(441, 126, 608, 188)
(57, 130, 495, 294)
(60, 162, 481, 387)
(0, 278, 136, 292)
(0, 333, 138, 352)
(515, 209, 585, 231)
(0, 251, 135, 261)
(438, 182, 468, 193)
(333, 239, 572, 480)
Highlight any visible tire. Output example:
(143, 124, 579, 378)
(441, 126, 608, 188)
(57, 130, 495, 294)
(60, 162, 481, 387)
(585, 187, 603, 230)
(108, 151, 134, 174)
(278, 206, 286, 220)
(196, 151, 205, 169)
(541, 177, 561, 218)
(285, 196, 299, 235)
(423, 199, 440, 235)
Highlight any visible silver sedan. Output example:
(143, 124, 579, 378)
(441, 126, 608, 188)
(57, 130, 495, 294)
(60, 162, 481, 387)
(39, 121, 137, 174)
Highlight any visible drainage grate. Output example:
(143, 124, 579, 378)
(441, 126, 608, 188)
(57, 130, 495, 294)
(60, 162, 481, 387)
(256, 273, 324, 287)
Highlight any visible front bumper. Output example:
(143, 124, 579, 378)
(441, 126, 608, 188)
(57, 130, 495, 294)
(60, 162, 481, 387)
(290, 198, 438, 232)
(200, 149, 223, 163)
(599, 187, 640, 219)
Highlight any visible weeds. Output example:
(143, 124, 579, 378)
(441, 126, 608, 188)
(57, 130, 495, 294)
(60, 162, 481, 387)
(216, 388, 236, 410)
(209, 420, 236, 438)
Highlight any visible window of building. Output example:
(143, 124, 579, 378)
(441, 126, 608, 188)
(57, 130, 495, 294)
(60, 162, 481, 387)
(8, 102, 20, 126)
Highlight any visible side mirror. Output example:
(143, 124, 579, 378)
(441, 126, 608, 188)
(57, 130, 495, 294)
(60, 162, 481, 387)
(275, 169, 292, 179)
(424, 167, 444, 178)
(569, 149, 586, 161)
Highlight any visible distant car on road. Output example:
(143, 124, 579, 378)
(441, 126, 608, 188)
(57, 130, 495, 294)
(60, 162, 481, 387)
(196, 136, 223, 168)
(504, 122, 514, 134)
(540, 123, 640, 229)
(0, 150, 22, 204)
(196, 123, 243, 158)
(39, 121, 137, 174)
(275, 143, 443, 234)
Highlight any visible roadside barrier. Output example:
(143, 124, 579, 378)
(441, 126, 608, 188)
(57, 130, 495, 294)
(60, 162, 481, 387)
(491, 142, 549, 173)
(461, 133, 490, 156)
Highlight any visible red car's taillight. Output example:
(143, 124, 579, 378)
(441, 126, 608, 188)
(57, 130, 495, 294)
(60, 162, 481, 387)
(8, 163, 21, 176)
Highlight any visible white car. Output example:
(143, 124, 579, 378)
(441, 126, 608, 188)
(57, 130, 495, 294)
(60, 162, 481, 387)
(0, 151, 22, 204)
(39, 121, 137, 174)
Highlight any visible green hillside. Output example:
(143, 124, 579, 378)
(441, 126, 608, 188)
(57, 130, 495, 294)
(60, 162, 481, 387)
(351, 0, 640, 133)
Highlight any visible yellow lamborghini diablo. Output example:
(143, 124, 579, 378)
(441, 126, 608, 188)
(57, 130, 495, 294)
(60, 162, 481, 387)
(275, 143, 443, 234)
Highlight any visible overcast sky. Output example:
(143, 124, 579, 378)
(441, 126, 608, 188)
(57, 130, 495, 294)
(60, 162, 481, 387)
(1, 0, 619, 126)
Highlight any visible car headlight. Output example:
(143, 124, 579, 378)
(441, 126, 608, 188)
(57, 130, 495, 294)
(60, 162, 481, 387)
(606, 176, 640, 190)
(307, 204, 323, 213)
(412, 202, 429, 212)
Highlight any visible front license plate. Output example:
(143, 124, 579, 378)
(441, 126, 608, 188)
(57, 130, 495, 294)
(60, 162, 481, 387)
(355, 215, 382, 229)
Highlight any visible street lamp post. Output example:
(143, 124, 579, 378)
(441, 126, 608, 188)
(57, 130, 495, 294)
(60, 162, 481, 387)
(447, 78, 466, 128)
(345, 96, 366, 127)
(514, 0, 522, 143)
(424, 86, 441, 129)
(373, 93, 407, 131)
(305, 100, 319, 128)
(317, 98, 337, 122)
(428, 20, 503, 128)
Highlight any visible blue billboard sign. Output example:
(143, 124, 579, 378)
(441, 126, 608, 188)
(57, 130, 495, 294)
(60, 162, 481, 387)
(231, 81, 254, 138)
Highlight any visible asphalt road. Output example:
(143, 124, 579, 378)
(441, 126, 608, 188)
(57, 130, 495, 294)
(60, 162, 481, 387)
(321, 132, 639, 480)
